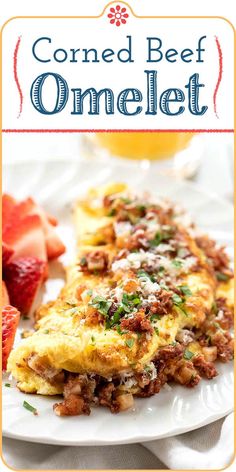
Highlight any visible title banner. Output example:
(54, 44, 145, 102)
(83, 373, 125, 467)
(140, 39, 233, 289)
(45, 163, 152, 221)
(2, 2, 234, 131)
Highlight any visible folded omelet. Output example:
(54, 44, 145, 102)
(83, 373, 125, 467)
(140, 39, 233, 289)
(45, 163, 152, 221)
(8, 184, 234, 415)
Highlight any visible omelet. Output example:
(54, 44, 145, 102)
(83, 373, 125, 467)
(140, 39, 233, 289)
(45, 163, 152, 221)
(8, 183, 234, 416)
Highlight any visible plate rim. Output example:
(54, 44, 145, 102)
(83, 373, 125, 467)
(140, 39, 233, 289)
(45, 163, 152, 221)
(3, 407, 234, 446)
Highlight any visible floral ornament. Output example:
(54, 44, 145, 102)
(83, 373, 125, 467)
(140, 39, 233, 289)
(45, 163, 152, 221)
(108, 5, 129, 27)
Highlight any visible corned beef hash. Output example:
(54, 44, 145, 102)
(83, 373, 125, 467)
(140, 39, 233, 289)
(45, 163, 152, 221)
(8, 183, 234, 416)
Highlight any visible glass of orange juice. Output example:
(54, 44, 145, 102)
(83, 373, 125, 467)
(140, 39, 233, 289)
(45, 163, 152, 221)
(82, 131, 201, 177)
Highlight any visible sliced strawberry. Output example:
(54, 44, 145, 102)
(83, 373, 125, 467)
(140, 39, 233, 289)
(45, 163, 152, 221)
(7, 197, 65, 260)
(45, 230, 65, 260)
(2, 194, 16, 229)
(2, 305, 20, 370)
(1, 281, 9, 307)
(31, 205, 65, 259)
(2, 242, 14, 268)
(4, 257, 46, 314)
(3, 214, 47, 263)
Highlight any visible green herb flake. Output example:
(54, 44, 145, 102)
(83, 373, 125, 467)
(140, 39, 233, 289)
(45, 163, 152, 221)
(172, 293, 183, 305)
(23, 400, 38, 416)
(90, 296, 112, 317)
(216, 272, 230, 282)
(172, 259, 183, 268)
(149, 230, 172, 247)
(116, 325, 128, 335)
(149, 232, 163, 247)
(179, 285, 192, 297)
(108, 208, 116, 217)
(80, 256, 87, 266)
(4, 383, 11, 388)
(122, 293, 141, 311)
(65, 299, 77, 307)
(154, 326, 159, 335)
(137, 270, 155, 282)
(211, 302, 217, 314)
(177, 248, 188, 258)
(184, 350, 194, 360)
(111, 306, 124, 325)
(125, 338, 135, 349)
(137, 204, 146, 213)
(121, 197, 132, 204)
(150, 313, 161, 322)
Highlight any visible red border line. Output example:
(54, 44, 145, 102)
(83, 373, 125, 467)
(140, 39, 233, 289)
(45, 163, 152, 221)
(1, 129, 234, 133)
(213, 36, 223, 119)
(13, 36, 23, 119)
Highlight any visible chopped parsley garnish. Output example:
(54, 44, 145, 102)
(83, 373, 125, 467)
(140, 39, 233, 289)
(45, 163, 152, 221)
(90, 296, 112, 318)
(137, 204, 147, 213)
(111, 305, 124, 325)
(116, 325, 128, 335)
(184, 350, 194, 360)
(109, 293, 142, 328)
(154, 326, 159, 335)
(172, 293, 188, 316)
(80, 256, 87, 266)
(122, 292, 141, 309)
(150, 313, 161, 322)
(137, 270, 156, 283)
(149, 231, 172, 247)
(108, 208, 116, 217)
(91, 335, 96, 344)
(211, 302, 217, 314)
(177, 248, 188, 258)
(65, 299, 77, 307)
(172, 293, 183, 305)
(172, 259, 183, 268)
(216, 272, 230, 282)
(121, 197, 132, 204)
(23, 400, 38, 415)
(4, 383, 11, 387)
(178, 285, 192, 297)
(125, 338, 135, 349)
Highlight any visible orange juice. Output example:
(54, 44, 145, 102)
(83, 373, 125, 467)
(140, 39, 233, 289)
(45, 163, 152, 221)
(95, 132, 193, 160)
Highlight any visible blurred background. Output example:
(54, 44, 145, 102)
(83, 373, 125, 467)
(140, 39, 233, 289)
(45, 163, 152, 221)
(2, 132, 234, 201)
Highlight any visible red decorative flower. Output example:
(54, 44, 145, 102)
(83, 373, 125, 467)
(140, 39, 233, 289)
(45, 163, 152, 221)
(107, 5, 129, 27)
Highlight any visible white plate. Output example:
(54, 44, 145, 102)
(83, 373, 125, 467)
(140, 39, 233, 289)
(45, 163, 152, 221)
(2, 158, 234, 446)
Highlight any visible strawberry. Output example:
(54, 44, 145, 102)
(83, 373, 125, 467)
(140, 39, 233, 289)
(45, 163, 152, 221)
(6, 197, 65, 260)
(1, 281, 9, 307)
(2, 194, 16, 230)
(4, 257, 46, 314)
(2, 242, 14, 268)
(3, 214, 47, 264)
(2, 305, 20, 370)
